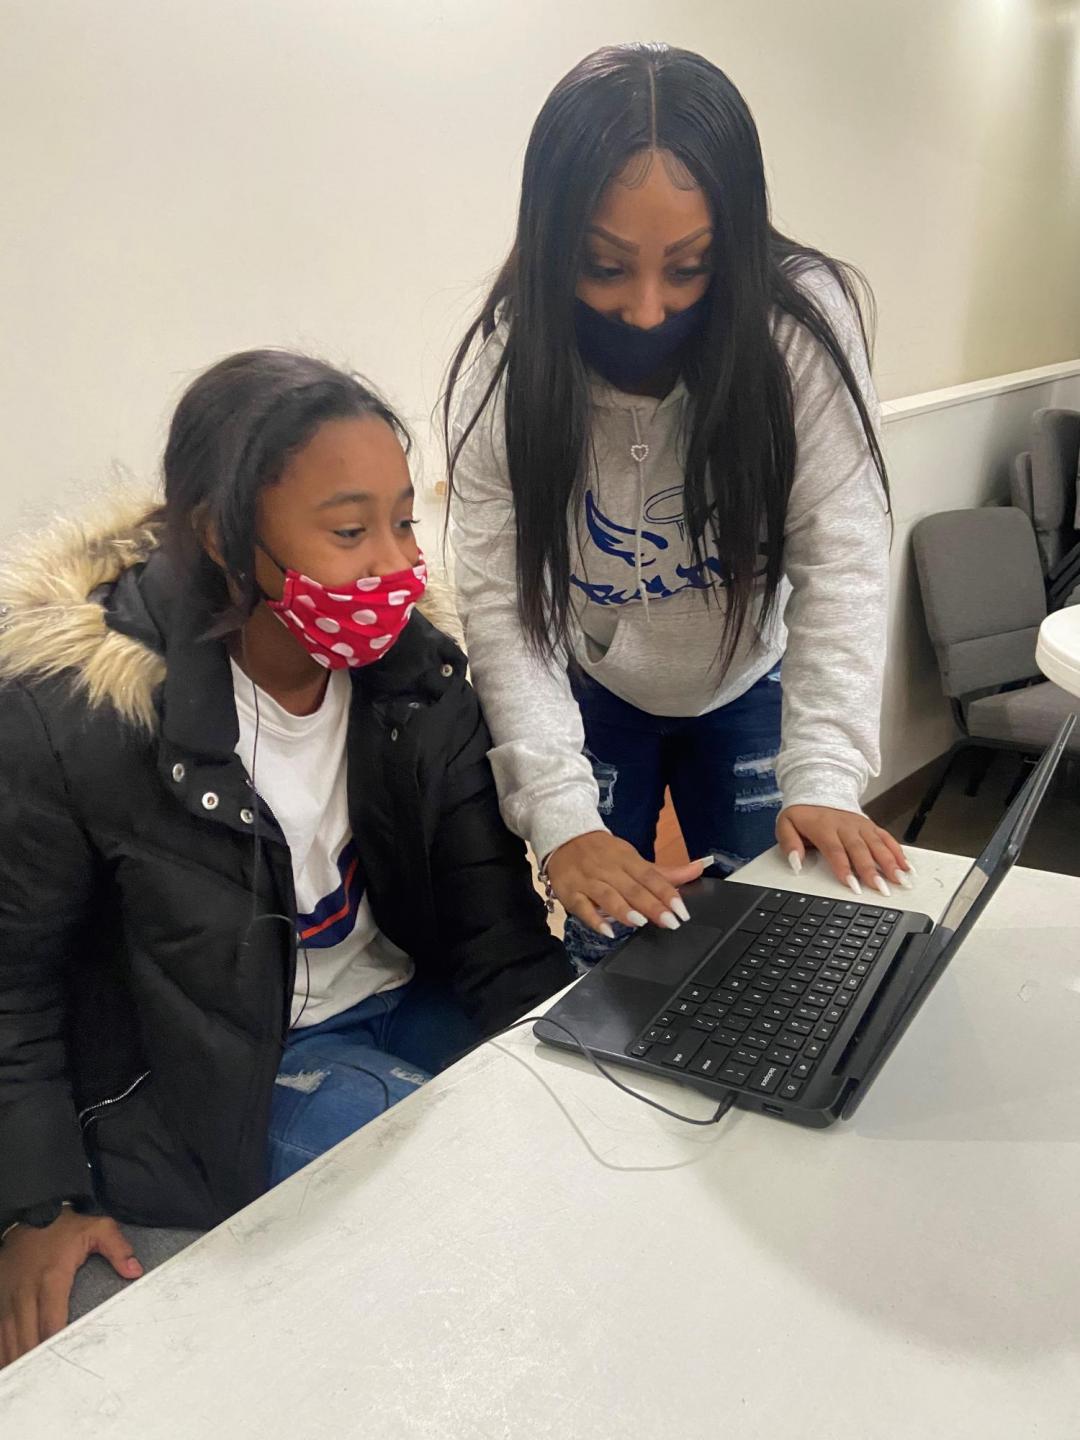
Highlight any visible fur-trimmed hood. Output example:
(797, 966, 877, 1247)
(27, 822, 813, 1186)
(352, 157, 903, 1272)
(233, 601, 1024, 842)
(0, 492, 461, 732)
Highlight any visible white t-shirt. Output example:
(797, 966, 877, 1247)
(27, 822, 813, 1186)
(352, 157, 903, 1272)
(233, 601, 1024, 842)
(231, 661, 413, 1028)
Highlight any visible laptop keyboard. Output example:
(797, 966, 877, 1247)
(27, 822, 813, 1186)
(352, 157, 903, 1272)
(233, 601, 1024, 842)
(626, 891, 904, 1104)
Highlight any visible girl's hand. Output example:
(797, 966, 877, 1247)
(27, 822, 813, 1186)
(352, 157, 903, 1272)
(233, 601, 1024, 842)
(777, 805, 912, 897)
(545, 832, 712, 937)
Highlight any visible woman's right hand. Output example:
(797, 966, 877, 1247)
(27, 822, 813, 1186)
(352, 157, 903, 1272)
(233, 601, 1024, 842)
(545, 831, 711, 937)
(0, 1209, 142, 1366)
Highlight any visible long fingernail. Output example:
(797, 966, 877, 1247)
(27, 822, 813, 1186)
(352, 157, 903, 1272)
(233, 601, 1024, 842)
(658, 911, 681, 930)
(627, 910, 648, 928)
(846, 875, 863, 897)
(873, 875, 892, 898)
(671, 896, 691, 923)
(691, 854, 716, 869)
(906, 861, 919, 878)
(787, 851, 803, 876)
(598, 922, 615, 940)
(895, 869, 913, 890)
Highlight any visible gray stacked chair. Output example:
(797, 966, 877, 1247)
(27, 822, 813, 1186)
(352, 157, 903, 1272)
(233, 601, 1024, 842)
(905, 506, 1080, 841)
(1009, 407, 1080, 608)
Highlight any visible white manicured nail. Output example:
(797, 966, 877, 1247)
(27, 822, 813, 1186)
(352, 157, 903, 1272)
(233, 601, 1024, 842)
(787, 851, 803, 876)
(598, 922, 615, 940)
(627, 910, 648, 928)
(659, 911, 681, 931)
(846, 875, 863, 897)
(692, 855, 716, 869)
(873, 875, 892, 898)
(896, 870, 913, 890)
(906, 861, 919, 878)
(671, 897, 691, 923)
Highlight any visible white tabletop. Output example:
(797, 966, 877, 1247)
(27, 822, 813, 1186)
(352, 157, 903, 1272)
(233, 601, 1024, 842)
(4, 846, 1080, 1439)
(1037, 606, 1080, 699)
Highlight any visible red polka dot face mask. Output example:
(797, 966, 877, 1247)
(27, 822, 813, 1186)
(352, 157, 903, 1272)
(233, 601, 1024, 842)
(261, 550, 427, 670)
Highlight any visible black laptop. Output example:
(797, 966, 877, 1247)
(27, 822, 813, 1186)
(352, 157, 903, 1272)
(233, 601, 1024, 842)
(536, 716, 1074, 1127)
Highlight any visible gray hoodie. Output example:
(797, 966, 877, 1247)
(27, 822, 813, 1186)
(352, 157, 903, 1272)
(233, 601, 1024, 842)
(449, 270, 890, 863)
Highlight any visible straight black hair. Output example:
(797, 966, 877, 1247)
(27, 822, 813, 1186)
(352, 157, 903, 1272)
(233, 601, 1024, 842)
(159, 348, 409, 633)
(444, 43, 889, 664)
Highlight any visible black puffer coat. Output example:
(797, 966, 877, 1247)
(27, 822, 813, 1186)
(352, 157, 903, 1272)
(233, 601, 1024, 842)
(0, 503, 570, 1229)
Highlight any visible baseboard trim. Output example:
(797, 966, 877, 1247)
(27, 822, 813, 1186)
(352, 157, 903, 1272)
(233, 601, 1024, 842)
(864, 755, 945, 831)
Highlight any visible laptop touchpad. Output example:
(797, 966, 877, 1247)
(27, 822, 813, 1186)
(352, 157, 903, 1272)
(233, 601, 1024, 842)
(605, 923, 726, 986)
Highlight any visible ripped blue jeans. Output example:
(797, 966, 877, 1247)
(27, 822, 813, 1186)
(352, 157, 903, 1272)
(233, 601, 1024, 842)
(565, 664, 783, 970)
(267, 979, 479, 1185)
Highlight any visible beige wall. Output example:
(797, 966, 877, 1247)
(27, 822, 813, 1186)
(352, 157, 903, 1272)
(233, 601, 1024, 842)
(1, 0, 1078, 528)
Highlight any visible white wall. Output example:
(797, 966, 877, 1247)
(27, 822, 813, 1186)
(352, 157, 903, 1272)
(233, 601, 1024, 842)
(869, 361, 1080, 799)
(1, 0, 1079, 536)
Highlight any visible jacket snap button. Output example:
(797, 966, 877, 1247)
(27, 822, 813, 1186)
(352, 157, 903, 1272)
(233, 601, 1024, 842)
(172, 763, 186, 782)
(440, 664, 453, 678)
(240, 808, 254, 825)
(201, 792, 219, 811)
(390, 728, 399, 742)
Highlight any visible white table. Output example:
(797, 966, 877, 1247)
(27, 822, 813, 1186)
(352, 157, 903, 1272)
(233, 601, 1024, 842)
(3, 847, 1080, 1439)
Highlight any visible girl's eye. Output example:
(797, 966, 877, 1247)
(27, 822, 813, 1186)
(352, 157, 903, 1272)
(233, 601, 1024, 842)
(397, 517, 419, 532)
(333, 527, 364, 540)
(582, 260, 624, 281)
(671, 265, 711, 283)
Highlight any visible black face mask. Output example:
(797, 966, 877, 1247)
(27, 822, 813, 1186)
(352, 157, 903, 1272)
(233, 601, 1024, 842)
(573, 295, 709, 390)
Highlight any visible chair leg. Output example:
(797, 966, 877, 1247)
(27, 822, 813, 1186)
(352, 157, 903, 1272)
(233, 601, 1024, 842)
(964, 746, 995, 798)
(904, 743, 968, 844)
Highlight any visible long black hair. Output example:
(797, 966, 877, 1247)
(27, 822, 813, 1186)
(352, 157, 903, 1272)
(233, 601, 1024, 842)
(159, 348, 409, 633)
(444, 43, 888, 664)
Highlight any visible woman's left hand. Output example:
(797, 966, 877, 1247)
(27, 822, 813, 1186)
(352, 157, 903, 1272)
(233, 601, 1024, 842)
(777, 805, 912, 898)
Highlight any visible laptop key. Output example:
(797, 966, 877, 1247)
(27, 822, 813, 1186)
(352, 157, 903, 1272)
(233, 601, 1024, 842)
(658, 1031, 707, 1068)
(749, 1061, 784, 1094)
(777, 1030, 806, 1050)
(718, 1063, 751, 1086)
(629, 1043, 651, 1057)
(843, 976, 861, 992)
(740, 1033, 768, 1051)
(724, 1015, 750, 1033)
(657, 1013, 674, 1027)
(825, 1006, 844, 1025)
(713, 988, 738, 1005)
(738, 910, 772, 935)
(792, 968, 817, 984)
(747, 989, 770, 1005)
(821, 968, 845, 984)
(781, 981, 803, 996)
(690, 1048, 729, 1077)
(834, 902, 859, 919)
(806, 947, 831, 962)
(834, 992, 852, 1007)
(714, 1029, 741, 1048)
(809, 900, 835, 917)
(803, 1041, 824, 1059)
(645, 1027, 665, 1042)
(659, 1030, 678, 1045)
(780, 1079, 803, 1100)
(806, 992, 831, 1010)
(782, 894, 813, 916)
(795, 1005, 821, 1022)
(757, 891, 786, 913)
(691, 1015, 719, 1032)
(767, 1046, 797, 1065)
(680, 985, 710, 1004)
(752, 1017, 781, 1035)
(763, 1004, 788, 1023)
(787, 1019, 813, 1036)
(734, 1046, 763, 1067)
(815, 1023, 836, 1041)
(700, 1002, 726, 1019)
(792, 1059, 815, 1080)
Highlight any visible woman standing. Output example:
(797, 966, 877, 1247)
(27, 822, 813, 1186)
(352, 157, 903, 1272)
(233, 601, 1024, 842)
(446, 43, 908, 967)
